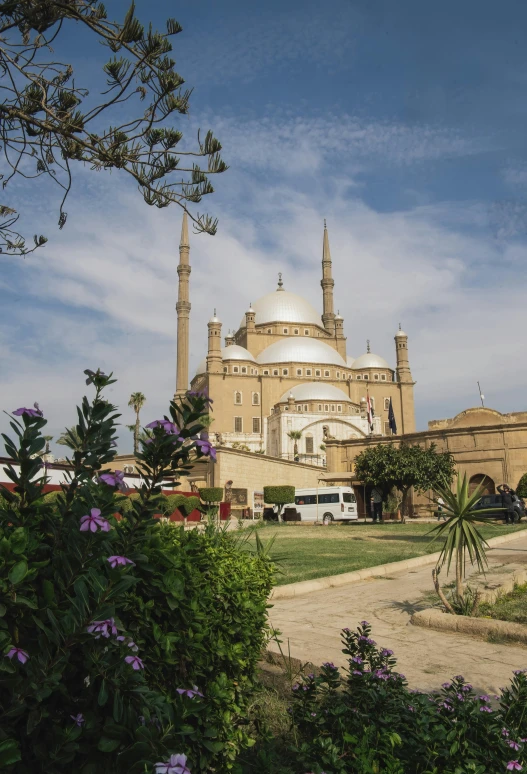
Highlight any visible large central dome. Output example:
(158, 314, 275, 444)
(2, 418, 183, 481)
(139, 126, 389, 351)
(257, 337, 346, 366)
(239, 289, 321, 328)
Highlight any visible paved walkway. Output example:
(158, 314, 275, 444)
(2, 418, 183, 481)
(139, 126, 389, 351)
(268, 533, 527, 694)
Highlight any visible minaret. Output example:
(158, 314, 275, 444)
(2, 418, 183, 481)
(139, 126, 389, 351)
(334, 310, 346, 359)
(175, 212, 191, 398)
(206, 310, 223, 374)
(321, 220, 336, 335)
(395, 324, 415, 434)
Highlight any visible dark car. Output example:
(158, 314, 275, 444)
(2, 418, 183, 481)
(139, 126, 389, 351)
(472, 493, 525, 522)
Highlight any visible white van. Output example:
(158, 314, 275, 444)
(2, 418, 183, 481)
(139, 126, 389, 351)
(289, 487, 358, 524)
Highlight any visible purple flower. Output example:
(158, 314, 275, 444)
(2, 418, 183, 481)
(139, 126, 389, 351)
(381, 649, 394, 657)
(351, 656, 363, 664)
(292, 683, 299, 691)
(187, 389, 213, 405)
(107, 555, 135, 569)
(116, 636, 138, 652)
(80, 508, 110, 533)
(70, 713, 85, 727)
(323, 662, 337, 669)
(480, 705, 492, 713)
(461, 684, 472, 691)
(146, 418, 181, 435)
(360, 620, 369, 626)
(507, 762, 523, 771)
(509, 741, 521, 751)
(352, 670, 362, 676)
(13, 402, 43, 418)
(155, 753, 191, 774)
(479, 695, 490, 702)
(99, 470, 129, 492)
(454, 675, 464, 681)
(87, 618, 118, 639)
(503, 729, 511, 737)
(441, 682, 451, 688)
(125, 655, 144, 670)
(513, 669, 527, 675)
(177, 686, 203, 699)
(408, 705, 415, 712)
(6, 647, 29, 664)
(194, 433, 216, 461)
(310, 712, 317, 717)
(84, 369, 108, 385)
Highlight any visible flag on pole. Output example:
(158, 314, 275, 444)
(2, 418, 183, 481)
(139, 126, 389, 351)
(366, 392, 374, 432)
(388, 397, 397, 435)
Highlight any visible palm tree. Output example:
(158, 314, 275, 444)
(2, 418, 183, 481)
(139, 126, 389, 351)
(56, 427, 83, 452)
(128, 392, 146, 456)
(287, 430, 303, 457)
(428, 474, 498, 613)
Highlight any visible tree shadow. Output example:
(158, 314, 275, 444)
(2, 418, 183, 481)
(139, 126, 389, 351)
(387, 599, 432, 615)
(371, 534, 438, 544)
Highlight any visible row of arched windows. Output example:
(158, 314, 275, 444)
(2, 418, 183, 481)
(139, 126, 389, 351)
(234, 391, 260, 405)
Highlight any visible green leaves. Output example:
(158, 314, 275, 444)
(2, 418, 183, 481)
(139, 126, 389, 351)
(8, 559, 28, 585)
(0, 739, 21, 767)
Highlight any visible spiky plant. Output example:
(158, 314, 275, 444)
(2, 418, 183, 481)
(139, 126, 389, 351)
(287, 430, 303, 456)
(428, 474, 501, 612)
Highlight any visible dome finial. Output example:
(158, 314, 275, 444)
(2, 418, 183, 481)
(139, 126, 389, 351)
(324, 218, 327, 229)
(399, 322, 401, 331)
(367, 339, 370, 353)
(214, 308, 216, 317)
(277, 272, 284, 291)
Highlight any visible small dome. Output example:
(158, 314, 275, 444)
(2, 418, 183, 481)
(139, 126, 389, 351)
(246, 304, 255, 313)
(239, 289, 321, 328)
(335, 312, 344, 320)
(352, 352, 391, 370)
(222, 345, 256, 362)
(195, 345, 256, 375)
(257, 337, 346, 366)
(346, 355, 355, 367)
(208, 312, 221, 323)
(278, 382, 352, 403)
(395, 328, 407, 337)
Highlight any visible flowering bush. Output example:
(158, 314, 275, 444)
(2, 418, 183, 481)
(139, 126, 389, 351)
(243, 622, 527, 774)
(0, 370, 274, 772)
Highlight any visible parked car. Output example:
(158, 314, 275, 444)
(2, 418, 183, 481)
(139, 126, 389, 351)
(471, 493, 525, 522)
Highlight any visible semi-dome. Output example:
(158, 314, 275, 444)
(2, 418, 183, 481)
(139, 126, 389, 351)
(239, 289, 321, 328)
(222, 344, 256, 362)
(195, 345, 256, 375)
(351, 352, 391, 370)
(278, 382, 352, 403)
(257, 337, 346, 367)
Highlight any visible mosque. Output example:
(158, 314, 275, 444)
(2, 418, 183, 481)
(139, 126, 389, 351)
(175, 213, 416, 463)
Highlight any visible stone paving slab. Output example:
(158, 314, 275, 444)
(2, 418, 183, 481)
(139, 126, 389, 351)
(268, 534, 527, 694)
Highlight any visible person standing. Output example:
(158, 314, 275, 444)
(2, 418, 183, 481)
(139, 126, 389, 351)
(371, 487, 383, 523)
(497, 484, 516, 524)
(436, 496, 446, 521)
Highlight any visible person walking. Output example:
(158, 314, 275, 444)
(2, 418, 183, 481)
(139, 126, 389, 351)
(436, 496, 446, 521)
(497, 484, 516, 524)
(371, 487, 383, 523)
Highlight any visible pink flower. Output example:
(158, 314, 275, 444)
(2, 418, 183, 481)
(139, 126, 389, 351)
(87, 618, 118, 639)
(116, 636, 138, 652)
(124, 655, 144, 670)
(70, 713, 85, 726)
(80, 508, 110, 533)
(99, 470, 129, 492)
(146, 419, 180, 435)
(176, 686, 203, 699)
(107, 556, 135, 568)
(480, 705, 492, 712)
(154, 754, 191, 774)
(6, 647, 29, 664)
(509, 741, 521, 751)
(506, 762, 523, 771)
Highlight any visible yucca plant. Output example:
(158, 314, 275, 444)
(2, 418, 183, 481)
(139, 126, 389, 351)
(428, 474, 501, 613)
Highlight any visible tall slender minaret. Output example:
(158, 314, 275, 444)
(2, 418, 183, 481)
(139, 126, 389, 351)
(175, 212, 191, 398)
(321, 220, 336, 334)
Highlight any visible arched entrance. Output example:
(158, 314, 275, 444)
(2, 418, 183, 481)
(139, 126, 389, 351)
(469, 474, 495, 496)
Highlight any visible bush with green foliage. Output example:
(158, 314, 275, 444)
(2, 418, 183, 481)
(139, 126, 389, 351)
(242, 621, 527, 774)
(0, 370, 274, 772)
(198, 487, 223, 503)
(263, 486, 295, 521)
(516, 473, 527, 499)
(164, 493, 202, 518)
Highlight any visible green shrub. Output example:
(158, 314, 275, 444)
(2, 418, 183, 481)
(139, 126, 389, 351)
(516, 473, 527, 498)
(240, 621, 527, 773)
(165, 493, 202, 517)
(199, 487, 223, 503)
(263, 486, 295, 520)
(0, 371, 274, 773)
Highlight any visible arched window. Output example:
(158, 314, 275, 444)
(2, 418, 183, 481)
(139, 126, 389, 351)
(305, 435, 314, 454)
(469, 474, 495, 495)
(252, 392, 260, 405)
(234, 391, 242, 405)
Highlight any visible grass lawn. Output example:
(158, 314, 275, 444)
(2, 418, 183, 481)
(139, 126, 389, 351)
(479, 582, 527, 625)
(248, 522, 527, 586)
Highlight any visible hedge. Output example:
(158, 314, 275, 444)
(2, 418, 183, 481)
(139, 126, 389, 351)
(199, 487, 223, 503)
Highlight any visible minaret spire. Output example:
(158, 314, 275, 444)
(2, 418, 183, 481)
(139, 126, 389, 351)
(175, 211, 191, 398)
(321, 220, 335, 334)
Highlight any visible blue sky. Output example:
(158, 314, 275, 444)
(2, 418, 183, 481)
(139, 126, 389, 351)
(1, 0, 527, 449)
